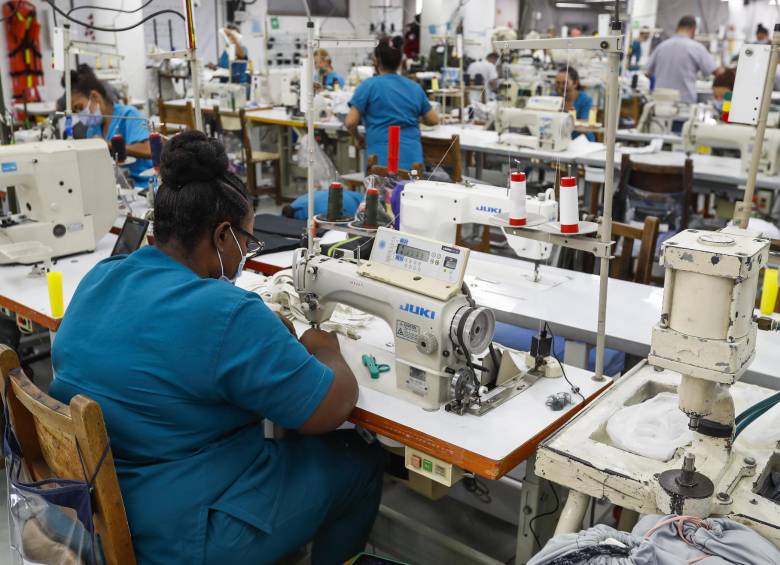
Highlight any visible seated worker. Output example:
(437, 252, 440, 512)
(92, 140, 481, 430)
(313, 48, 330, 83)
(319, 56, 346, 90)
(49, 131, 384, 565)
(466, 52, 499, 103)
(554, 67, 594, 141)
(712, 68, 736, 116)
(345, 36, 439, 170)
(283, 188, 363, 220)
(66, 63, 153, 187)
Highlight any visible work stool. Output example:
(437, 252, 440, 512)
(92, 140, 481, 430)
(157, 98, 195, 134)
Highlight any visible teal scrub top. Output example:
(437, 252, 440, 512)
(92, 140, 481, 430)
(50, 246, 334, 564)
(323, 71, 345, 89)
(349, 73, 432, 170)
(86, 103, 153, 187)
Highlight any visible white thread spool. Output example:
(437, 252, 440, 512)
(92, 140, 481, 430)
(559, 176, 579, 233)
(509, 171, 527, 226)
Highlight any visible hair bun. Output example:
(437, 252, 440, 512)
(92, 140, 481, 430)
(391, 35, 404, 50)
(160, 130, 229, 190)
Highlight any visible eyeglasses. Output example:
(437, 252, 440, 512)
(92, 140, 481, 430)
(233, 226, 265, 259)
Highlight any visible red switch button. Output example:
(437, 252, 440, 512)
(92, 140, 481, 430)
(411, 455, 421, 469)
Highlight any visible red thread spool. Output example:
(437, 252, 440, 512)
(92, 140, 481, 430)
(387, 125, 400, 174)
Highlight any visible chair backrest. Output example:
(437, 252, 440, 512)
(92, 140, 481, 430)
(610, 216, 660, 285)
(366, 154, 423, 180)
(0, 346, 136, 565)
(158, 99, 195, 134)
(618, 153, 694, 229)
(421, 134, 462, 182)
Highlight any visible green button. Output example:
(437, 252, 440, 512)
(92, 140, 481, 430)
(423, 460, 433, 472)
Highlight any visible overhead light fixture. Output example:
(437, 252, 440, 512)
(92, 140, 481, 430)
(556, 2, 589, 8)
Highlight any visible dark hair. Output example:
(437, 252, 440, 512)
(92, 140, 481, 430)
(713, 68, 736, 90)
(374, 35, 404, 71)
(757, 24, 769, 35)
(154, 131, 251, 251)
(61, 63, 113, 102)
(557, 66, 580, 86)
(677, 16, 696, 30)
(486, 52, 499, 61)
(226, 23, 240, 32)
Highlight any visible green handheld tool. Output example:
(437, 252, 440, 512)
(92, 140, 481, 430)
(362, 354, 390, 379)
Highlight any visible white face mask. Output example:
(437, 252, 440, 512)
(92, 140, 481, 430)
(77, 96, 103, 128)
(216, 227, 246, 285)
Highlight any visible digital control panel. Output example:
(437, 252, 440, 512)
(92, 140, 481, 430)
(370, 228, 468, 287)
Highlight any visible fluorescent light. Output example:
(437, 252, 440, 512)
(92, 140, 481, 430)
(556, 2, 589, 8)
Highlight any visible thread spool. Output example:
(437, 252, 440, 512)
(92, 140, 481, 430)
(387, 125, 400, 174)
(327, 182, 344, 221)
(150, 132, 163, 170)
(364, 188, 379, 228)
(46, 271, 64, 318)
(559, 176, 579, 234)
(760, 268, 779, 315)
(111, 134, 127, 163)
(509, 171, 527, 226)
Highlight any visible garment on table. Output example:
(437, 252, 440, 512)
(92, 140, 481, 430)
(288, 189, 364, 220)
(49, 245, 336, 564)
(85, 103, 152, 187)
(646, 34, 717, 103)
(349, 73, 432, 170)
(323, 71, 345, 89)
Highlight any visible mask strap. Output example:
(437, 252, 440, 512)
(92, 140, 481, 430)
(216, 246, 225, 278)
(229, 227, 243, 256)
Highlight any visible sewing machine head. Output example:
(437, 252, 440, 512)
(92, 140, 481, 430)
(0, 139, 117, 265)
(254, 68, 299, 108)
(293, 228, 501, 413)
(495, 100, 573, 151)
(202, 81, 248, 110)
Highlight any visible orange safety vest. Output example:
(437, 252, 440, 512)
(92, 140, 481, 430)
(3, 0, 43, 103)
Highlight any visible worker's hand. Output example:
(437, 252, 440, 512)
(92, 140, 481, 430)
(300, 328, 341, 354)
(224, 28, 240, 46)
(205, 62, 218, 70)
(276, 312, 297, 337)
(353, 134, 365, 150)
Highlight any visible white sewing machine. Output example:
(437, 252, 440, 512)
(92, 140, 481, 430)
(398, 179, 557, 268)
(311, 90, 353, 121)
(253, 68, 299, 108)
(495, 96, 573, 151)
(0, 139, 117, 265)
(347, 65, 374, 87)
(534, 228, 780, 545)
(682, 107, 780, 176)
(202, 81, 248, 111)
(293, 228, 553, 415)
(637, 88, 692, 134)
(497, 60, 545, 107)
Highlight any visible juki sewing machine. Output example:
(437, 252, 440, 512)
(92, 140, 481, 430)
(293, 228, 555, 415)
(253, 68, 299, 109)
(637, 88, 692, 134)
(533, 228, 780, 545)
(0, 139, 117, 265)
(682, 105, 780, 175)
(398, 179, 557, 280)
(495, 96, 573, 151)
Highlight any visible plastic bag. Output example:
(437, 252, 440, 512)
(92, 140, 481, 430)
(606, 391, 692, 462)
(4, 381, 106, 565)
(295, 134, 337, 190)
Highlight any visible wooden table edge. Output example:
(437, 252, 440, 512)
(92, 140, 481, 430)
(0, 295, 59, 331)
(349, 378, 613, 480)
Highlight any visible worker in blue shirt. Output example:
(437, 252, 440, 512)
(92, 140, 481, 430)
(318, 56, 346, 90)
(554, 67, 594, 141)
(346, 36, 439, 170)
(215, 24, 250, 84)
(49, 131, 384, 565)
(67, 64, 153, 187)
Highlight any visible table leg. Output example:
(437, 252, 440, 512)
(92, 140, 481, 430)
(554, 490, 590, 535)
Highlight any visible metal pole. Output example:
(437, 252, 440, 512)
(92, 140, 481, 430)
(593, 20, 622, 382)
(306, 20, 315, 253)
(190, 47, 204, 131)
(737, 24, 780, 229)
(64, 24, 72, 121)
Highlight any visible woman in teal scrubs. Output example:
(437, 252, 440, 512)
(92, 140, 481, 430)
(345, 36, 439, 170)
(68, 64, 153, 187)
(49, 131, 384, 564)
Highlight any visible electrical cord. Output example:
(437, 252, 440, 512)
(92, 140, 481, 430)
(734, 392, 780, 439)
(463, 474, 491, 504)
(544, 321, 585, 402)
(67, 0, 154, 16)
(528, 479, 560, 551)
(44, 1, 184, 32)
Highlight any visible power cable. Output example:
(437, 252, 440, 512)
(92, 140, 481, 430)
(43, 0, 183, 32)
(66, 0, 154, 16)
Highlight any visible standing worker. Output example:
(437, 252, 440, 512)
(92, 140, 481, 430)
(466, 52, 499, 103)
(49, 131, 384, 565)
(65, 63, 153, 187)
(345, 36, 439, 171)
(646, 15, 722, 104)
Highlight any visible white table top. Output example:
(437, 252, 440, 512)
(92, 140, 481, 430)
(616, 129, 681, 145)
(20, 102, 56, 115)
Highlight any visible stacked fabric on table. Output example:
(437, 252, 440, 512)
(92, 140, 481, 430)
(529, 514, 780, 564)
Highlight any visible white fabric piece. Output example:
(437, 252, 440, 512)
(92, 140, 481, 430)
(606, 392, 693, 462)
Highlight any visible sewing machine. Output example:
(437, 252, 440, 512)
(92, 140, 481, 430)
(497, 60, 545, 107)
(637, 88, 692, 134)
(0, 139, 117, 265)
(311, 90, 353, 121)
(495, 96, 573, 151)
(293, 228, 557, 415)
(682, 107, 780, 175)
(347, 65, 374, 88)
(534, 228, 780, 545)
(253, 68, 299, 108)
(398, 179, 557, 279)
(202, 81, 248, 111)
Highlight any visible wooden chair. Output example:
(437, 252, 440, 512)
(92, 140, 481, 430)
(421, 134, 462, 182)
(0, 346, 136, 565)
(237, 108, 282, 204)
(617, 153, 694, 230)
(158, 98, 195, 134)
(610, 216, 660, 284)
(366, 154, 423, 180)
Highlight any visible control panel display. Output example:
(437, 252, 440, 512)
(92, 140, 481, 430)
(396, 243, 430, 262)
